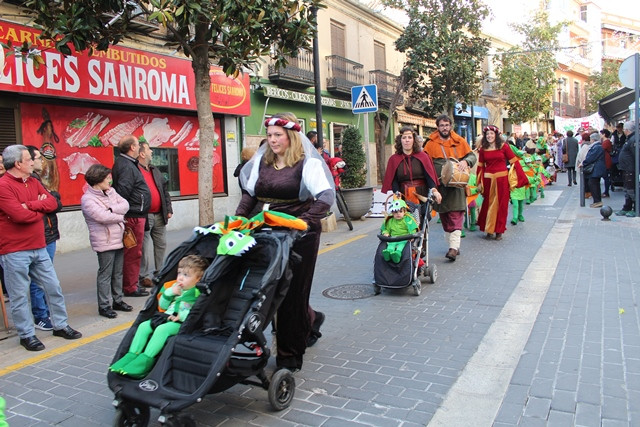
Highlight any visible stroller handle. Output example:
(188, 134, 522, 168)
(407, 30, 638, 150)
(377, 232, 421, 242)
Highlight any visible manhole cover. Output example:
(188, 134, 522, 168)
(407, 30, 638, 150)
(322, 284, 376, 300)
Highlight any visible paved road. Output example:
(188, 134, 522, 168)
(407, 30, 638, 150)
(0, 183, 638, 426)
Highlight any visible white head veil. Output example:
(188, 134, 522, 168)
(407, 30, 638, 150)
(239, 129, 335, 201)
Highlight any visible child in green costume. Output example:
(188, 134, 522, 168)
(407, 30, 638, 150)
(0, 396, 8, 427)
(380, 199, 418, 263)
(110, 255, 209, 378)
(510, 152, 536, 225)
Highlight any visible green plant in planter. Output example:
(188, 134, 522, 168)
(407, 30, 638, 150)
(340, 126, 367, 189)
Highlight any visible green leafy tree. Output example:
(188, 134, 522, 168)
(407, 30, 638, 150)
(494, 10, 565, 126)
(340, 126, 367, 189)
(20, 0, 322, 224)
(383, 0, 490, 119)
(586, 60, 622, 114)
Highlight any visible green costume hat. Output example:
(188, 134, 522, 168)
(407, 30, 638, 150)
(389, 199, 408, 213)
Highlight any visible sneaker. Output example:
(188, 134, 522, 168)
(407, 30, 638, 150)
(35, 317, 53, 331)
(590, 202, 603, 208)
(625, 211, 636, 217)
(615, 210, 629, 216)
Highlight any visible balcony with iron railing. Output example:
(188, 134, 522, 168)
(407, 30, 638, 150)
(268, 49, 315, 88)
(325, 55, 364, 98)
(481, 78, 506, 100)
(553, 101, 587, 118)
(368, 70, 403, 106)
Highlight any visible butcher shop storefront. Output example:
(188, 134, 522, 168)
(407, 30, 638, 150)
(0, 19, 250, 207)
(0, 19, 250, 252)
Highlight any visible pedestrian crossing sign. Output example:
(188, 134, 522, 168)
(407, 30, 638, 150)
(351, 84, 378, 114)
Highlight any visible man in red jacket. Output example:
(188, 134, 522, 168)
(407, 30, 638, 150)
(0, 145, 82, 351)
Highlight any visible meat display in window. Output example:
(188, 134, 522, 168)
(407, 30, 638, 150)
(63, 112, 110, 147)
(63, 152, 101, 179)
(102, 116, 146, 146)
(171, 120, 193, 146)
(143, 117, 176, 147)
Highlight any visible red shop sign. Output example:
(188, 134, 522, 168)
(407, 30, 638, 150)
(0, 20, 250, 116)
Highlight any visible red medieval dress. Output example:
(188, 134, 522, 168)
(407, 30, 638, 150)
(477, 144, 527, 234)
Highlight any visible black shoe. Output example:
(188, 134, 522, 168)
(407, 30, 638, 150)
(307, 311, 325, 347)
(20, 335, 45, 351)
(573, 181, 577, 185)
(99, 308, 118, 319)
(445, 248, 458, 261)
(113, 301, 133, 312)
(124, 288, 149, 297)
(52, 325, 82, 340)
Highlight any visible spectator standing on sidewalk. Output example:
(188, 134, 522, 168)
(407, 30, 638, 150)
(0, 145, 82, 351)
(616, 120, 637, 217)
(81, 164, 133, 319)
(137, 141, 173, 288)
(0, 154, 7, 300)
(581, 133, 606, 208)
(424, 114, 476, 261)
(563, 130, 579, 186)
(112, 135, 151, 297)
(600, 129, 613, 198)
(25, 146, 63, 332)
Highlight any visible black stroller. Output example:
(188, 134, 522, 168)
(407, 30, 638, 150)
(372, 192, 437, 296)
(108, 226, 302, 426)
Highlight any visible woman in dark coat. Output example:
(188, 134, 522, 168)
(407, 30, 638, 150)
(236, 113, 334, 371)
(582, 133, 607, 208)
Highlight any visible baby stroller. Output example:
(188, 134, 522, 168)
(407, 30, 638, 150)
(372, 191, 437, 296)
(108, 226, 302, 426)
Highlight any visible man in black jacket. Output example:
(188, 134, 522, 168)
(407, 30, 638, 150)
(615, 121, 637, 217)
(137, 141, 173, 287)
(112, 135, 151, 297)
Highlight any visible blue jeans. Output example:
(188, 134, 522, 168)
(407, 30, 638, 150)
(0, 248, 69, 338)
(30, 242, 55, 320)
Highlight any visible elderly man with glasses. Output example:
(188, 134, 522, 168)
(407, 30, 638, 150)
(0, 145, 82, 351)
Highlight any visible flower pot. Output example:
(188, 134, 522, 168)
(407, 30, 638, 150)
(341, 186, 374, 219)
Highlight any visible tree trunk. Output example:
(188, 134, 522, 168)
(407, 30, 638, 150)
(375, 113, 388, 183)
(192, 28, 215, 225)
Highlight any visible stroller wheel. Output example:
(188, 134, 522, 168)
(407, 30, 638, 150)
(412, 280, 421, 296)
(113, 402, 150, 427)
(372, 283, 382, 295)
(269, 369, 296, 410)
(427, 265, 437, 284)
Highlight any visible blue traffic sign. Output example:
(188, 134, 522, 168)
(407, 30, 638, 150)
(351, 84, 378, 113)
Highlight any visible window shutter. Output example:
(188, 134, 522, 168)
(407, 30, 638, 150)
(374, 41, 386, 70)
(0, 107, 17, 152)
(331, 21, 346, 57)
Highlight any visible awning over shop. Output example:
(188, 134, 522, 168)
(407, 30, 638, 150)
(454, 103, 489, 120)
(396, 110, 436, 128)
(598, 87, 636, 123)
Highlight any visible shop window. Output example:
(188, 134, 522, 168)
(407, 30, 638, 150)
(151, 148, 180, 196)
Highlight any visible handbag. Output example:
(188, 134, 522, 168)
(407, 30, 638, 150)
(562, 153, 568, 163)
(582, 162, 595, 175)
(439, 145, 470, 188)
(123, 225, 137, 249)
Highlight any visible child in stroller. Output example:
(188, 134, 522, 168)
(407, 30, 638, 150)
(373, 192, 437, 296)
(380, 199, 419, 263)
(109, 255, 209, 379)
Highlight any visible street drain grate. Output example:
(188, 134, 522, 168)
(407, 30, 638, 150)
(322, 284, 376, 300)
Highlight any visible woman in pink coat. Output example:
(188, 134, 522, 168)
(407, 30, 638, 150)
(81, 164, 133, 319)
